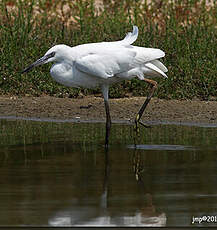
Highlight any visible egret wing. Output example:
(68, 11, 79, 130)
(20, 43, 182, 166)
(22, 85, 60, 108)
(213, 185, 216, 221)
(132, 46, 165, 66)
(75, 49, 136, 79)
(150, 59, 168, 72)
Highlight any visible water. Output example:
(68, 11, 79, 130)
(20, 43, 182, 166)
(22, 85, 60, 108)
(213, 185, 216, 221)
(0, 119, 217, 227)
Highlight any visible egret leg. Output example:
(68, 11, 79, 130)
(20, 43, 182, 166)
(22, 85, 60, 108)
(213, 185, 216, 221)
(104, 99, 111, 148)
(134, 78, 158, 134)
(101, 85, 111, 148)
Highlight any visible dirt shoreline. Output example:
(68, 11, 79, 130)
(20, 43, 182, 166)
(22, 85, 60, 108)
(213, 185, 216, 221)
(0, 95, 217, 125)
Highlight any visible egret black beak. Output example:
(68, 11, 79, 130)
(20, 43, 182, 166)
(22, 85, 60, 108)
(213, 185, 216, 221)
(21, 51, 55, 74)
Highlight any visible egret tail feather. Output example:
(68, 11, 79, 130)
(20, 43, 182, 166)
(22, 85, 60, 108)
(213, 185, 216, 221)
(121, 26, 138, 45)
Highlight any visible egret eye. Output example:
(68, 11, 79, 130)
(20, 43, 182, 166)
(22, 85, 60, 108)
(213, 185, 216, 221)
(47, 51, 56, 58)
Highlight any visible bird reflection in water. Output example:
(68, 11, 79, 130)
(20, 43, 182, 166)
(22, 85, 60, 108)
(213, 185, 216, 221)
(49, 147, 166, 227)
(132, 148, 166, 226)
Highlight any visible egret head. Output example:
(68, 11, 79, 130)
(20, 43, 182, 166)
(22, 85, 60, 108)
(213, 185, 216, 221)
(21, 44, 69, 74)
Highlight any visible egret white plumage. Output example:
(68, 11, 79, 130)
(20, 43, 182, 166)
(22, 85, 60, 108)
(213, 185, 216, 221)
(22, 26, 168, 147)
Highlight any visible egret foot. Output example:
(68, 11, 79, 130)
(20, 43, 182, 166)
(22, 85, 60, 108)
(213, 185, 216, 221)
(134, 114, 151, 136)
(134, 114, 140, 135)
(139, 121, 151, 129)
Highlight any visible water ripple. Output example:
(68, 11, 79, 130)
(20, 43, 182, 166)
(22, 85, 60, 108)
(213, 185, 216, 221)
(127, 144, 196, 151)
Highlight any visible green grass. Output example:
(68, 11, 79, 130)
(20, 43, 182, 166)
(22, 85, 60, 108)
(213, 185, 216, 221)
(0, 0, 216, 100)
(0, 119, 216, 148)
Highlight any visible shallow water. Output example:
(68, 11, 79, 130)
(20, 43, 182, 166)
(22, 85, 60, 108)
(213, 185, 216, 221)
(0, 119, 217, 227)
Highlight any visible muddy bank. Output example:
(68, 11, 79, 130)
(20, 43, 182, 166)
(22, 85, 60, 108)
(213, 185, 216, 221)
(0, 95, 216, 125)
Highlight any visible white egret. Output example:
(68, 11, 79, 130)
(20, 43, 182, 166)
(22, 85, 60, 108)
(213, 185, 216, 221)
(22, 26, 168, 147)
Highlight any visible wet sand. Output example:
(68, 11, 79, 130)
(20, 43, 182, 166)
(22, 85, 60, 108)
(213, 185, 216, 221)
(0, 95, 216, 125)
